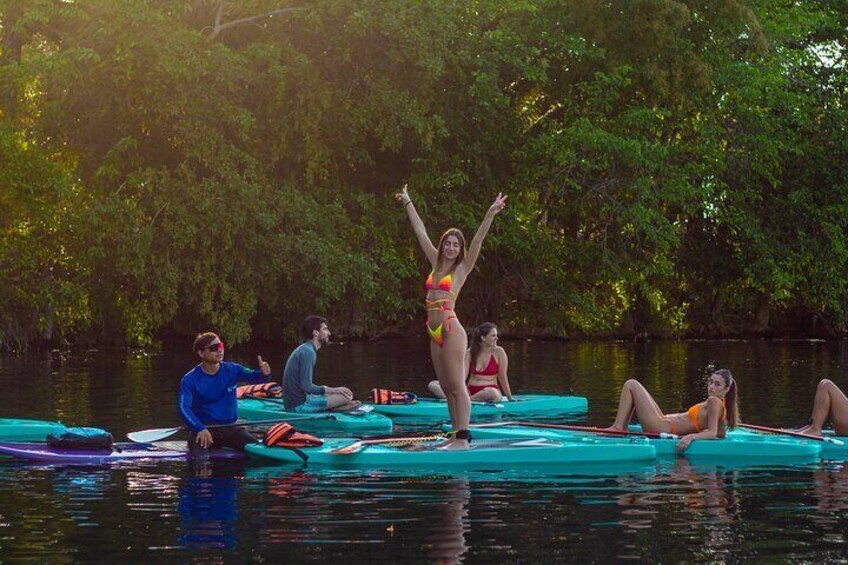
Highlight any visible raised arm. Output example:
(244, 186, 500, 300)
(461, 193, 507, 273)
(396, 184, 438, 265)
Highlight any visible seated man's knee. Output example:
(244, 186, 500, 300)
(327, 393, 349, 410)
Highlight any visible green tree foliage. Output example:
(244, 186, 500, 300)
(0, 0, 845, 348)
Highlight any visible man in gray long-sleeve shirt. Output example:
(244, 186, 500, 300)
(282, 316, 361, 412)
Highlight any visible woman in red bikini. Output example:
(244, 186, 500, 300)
(429, 323, 514, 403)
(605, 369, 739, 451)
(397, 184, 506, 449)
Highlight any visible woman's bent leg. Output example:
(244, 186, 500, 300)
(470, 387, 502, 403)
(802, 379, 848, 435)
(609, 379, 667, 432)
(428, 380, 447, 399)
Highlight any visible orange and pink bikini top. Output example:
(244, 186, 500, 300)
(425, 271, 453, 293)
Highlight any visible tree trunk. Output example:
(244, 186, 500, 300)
(749, 293, 770, 334)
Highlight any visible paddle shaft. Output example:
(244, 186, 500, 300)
(739, 423, 844, 445)
(210, 418, 296, 429)
(470, 420, 678, 439)
(244, 394, 372, 415)
(243, 395, 285, 405)
(418, 398, 504, 407)
(127, 416, 332, 443)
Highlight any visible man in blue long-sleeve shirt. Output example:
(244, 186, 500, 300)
(179, 332, 271, 453)
(282, 316, 360, 412)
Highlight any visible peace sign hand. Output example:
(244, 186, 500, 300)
(394, 184, 412, 206)
(489, 193, 507, 215)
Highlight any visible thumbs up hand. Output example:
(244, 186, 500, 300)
(257, 355, 271, 376)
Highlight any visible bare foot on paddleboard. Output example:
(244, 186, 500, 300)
(435, 438, 455, 449)
(438, 440, 469, 451)
(794, 425, 822, 437)
(331, 401, 362, 412)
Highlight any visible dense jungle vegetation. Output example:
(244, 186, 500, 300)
(1, 0, 846, 347)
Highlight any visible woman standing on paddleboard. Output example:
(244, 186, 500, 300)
(397, 184, 507, 449)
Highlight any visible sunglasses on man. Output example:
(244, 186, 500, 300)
(205, 341, 224, 353)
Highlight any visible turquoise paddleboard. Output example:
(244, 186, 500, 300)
(245, 435, 655, 469)
(238, 398, 393, 434)
(731, 427, 848, 460)
(463, 424, 822, 460)
(0, 418, 70, 442)
(0, 441, 244, 464)
(366, 394, 588, 420)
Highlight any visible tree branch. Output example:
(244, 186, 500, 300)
(207, 6, 306, 41)
(215, 0, 225, 30)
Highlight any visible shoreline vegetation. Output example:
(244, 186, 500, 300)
(23, 328, 847, 355)
(1, 2, 846, 350)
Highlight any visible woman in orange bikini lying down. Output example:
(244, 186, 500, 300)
(397, 184, 506, 449)
(429, 322, 514, 403)
(606, 369, 739, 451)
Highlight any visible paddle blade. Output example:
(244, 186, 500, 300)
(331, 441, 363, 455)
(127, 426, 182, 443)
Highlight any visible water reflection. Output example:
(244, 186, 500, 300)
(813, 462, 848, 513)
(52, 468, 111, 527)
(0, 340, 847, 562)
(261, 470, 320, 543)
(176, 462, 247, 550)
(422, 478, 470, 564)
(243, 465, 666, 562)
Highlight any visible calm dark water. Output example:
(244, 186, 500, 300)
(1, 338, 847, 563)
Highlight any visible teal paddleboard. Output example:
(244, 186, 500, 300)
(0, 441, 244, 464)
(464, 424, 822, 460)
(730, 427, 848, 460)
(366, 394, 588, 420)
(0, 418, 68, 442)
(237, 398, 393, 434)
(245, 435, 655, 469)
